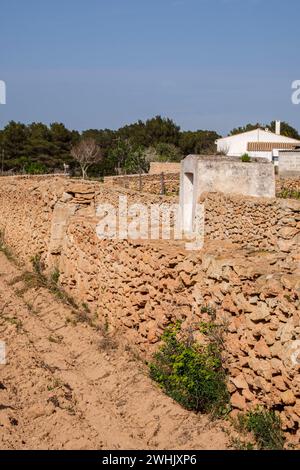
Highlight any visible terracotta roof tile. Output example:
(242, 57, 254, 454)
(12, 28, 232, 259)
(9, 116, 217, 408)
(247, 142, 298, 151)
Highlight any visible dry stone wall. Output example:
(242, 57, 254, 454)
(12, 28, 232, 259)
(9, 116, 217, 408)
(104, 173, 180, 196)
(0, 176, 175, 264)
(0, 176, 299, 442)
(202, 192, 300, 253)
(276, 177, 300, 196)
(104, 173, 300, 201)
(149, 162, 181, 174)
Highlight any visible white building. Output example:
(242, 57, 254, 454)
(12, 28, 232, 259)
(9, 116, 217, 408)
(216, 121, 300, 163)
(179, 155, 275, 235)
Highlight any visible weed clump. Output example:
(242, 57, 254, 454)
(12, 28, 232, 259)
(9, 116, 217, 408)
(236, 408, 285, 450)
(278, 189, 300, 200)
(0, 230, 16, 263)
(241, 153, 251, 162)
(149, 318, 229, 417)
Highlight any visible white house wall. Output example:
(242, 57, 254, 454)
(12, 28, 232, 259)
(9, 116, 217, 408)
(217, 130, 259, 156)
(217, 129, 300, 158)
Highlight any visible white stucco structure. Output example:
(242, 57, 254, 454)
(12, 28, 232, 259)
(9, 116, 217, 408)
(278, 150, 300, 177)
(216, 124, 300, 162)
(179, 155, 275, 235)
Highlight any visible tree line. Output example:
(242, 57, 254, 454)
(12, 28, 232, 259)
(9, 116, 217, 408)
(230, 121, 300, 139)
(0, 116, 299, 177)
(0, 116, 220, 176)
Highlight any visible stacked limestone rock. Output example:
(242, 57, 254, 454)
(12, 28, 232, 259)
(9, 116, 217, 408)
(58, 211, 300, 444)
(196, 246, 300, 443)
(104, 173, 180, 196)
(202, 192, 300, 253)
(0, 176, 299, 445)
(276, 177, 300, 196)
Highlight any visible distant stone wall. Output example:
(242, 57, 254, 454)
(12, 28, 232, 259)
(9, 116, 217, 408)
(279, 152, 300, 177)
(149, 162, 181, 175)
(104, 173, 180, 195)
(202, 192, 300, 252)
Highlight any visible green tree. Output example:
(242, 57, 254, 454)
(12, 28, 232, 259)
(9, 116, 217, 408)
(117, 116, 180, 148)
(155, 142, 182, 162)
(179, 130, 220, 155)
(229, 121, 300, 140)
(1, 121, 29, 171)
(124, 146, 149, 174)
(230, 123, 262, 136)
(269, 120, 300, 139)
(144, 115, 180, 146)
(24, 122, 55, 170)
(107, 139, 135, 174)
(25, 162, 47, 174)
(49, 122, 79, 167)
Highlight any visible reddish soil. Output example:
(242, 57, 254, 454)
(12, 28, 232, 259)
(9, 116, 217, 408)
(0, 252, 229, 450)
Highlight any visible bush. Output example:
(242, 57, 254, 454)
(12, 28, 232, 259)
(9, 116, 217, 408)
(237, 408, 284, 450)
(0, 229, 16, 262)
(241, 153, 251, 162)
(31, 254, 45, 276)
(278, 189, 300, 200)
(149, 322, 229, 417)
(50, 267, 60, 285)
(155, 143, 182, 162)
(25, 162, 47, 174)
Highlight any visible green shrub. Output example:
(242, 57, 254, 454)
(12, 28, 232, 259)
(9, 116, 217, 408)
(31, 254, 45, 277)
(241, 153, 251, 162)
(200, 305, 217, 319)
(50, 267, 60, 285)
(149, 322, 229, 417)
(278, 189, 300, 200)
(237, 408, 284, 450)
(25, 162, 47, 174)
(29, 255, 77, 308)
(0, 230, 17, 262)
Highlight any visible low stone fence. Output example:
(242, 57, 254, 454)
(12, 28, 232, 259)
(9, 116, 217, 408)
(104, 173, 180, 195)
(0, 176, 299, 442)
(202, 192, 300, 253)
(276, 177, 300, 197)
(149, 162, 181, 174)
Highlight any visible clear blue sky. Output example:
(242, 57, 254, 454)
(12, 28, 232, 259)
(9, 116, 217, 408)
(1, 0, 300, 135)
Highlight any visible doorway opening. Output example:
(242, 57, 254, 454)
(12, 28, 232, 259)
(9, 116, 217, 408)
(182, 172, 195, 233)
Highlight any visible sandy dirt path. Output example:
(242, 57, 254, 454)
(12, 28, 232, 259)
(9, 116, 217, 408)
(0, 252, 229, 450)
